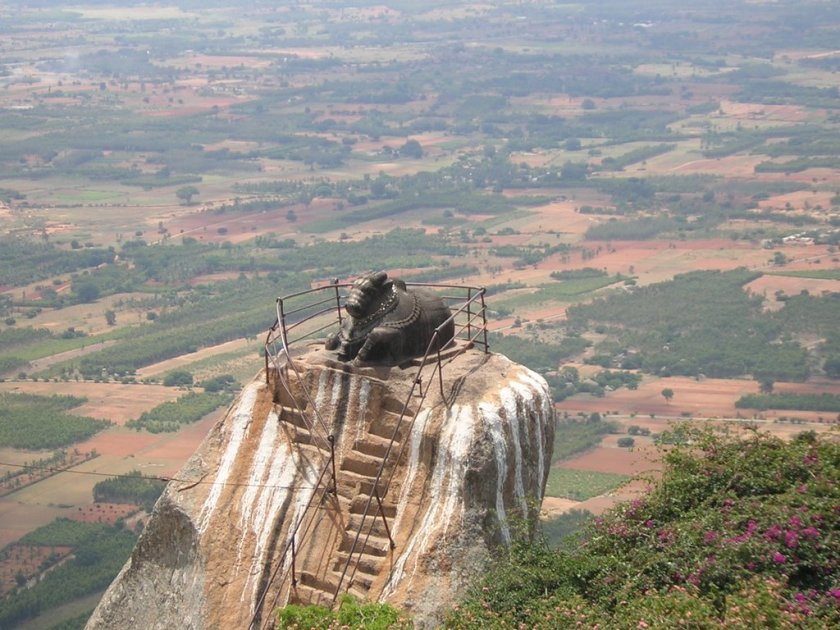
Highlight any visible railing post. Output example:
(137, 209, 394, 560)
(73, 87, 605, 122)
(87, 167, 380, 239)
(332, 277, 342, 325)
(291, 535, 297, 586)
(279, 298, 290, 351)
(466, 287, 472, 341)
(437, 346, 444, 398)
(480, 289, 489, 353)
(328, 435, 337, 494)
(374, 486, 396, 550)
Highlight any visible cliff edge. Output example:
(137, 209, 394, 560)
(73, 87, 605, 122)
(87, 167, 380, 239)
(87, 344, 554, 629)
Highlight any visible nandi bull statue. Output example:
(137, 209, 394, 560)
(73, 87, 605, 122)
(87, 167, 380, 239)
(326, 271, 455, 365)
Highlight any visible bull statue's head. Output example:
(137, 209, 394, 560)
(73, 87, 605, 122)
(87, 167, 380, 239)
(344, 270, 392, 320)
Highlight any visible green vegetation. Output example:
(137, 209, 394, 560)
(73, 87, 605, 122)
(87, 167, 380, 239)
(93, 471, 166, 510)
(0, 393, 109, 449)
(549, 268, 607, 281)
(567, 270, 812, 381)
(550, 415, 620, 461)
(126, 391, 232, 433)
(599, 143, 676, 171)
(277, 594, 412, 630)
(736, 393, 840, 413)
(487, 333, 590, 374)
(0, 522, 136, 628)
(162, 369, 194, 387)
(0, 237, 115, 288)
(546, 368, 642, 402)
(541, 509, 594, 548)
(544, 468, 630, 501)
(769, 269, 840, 280)
(448, 428, 840, 628)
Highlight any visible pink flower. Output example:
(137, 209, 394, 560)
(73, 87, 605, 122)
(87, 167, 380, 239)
(798, 483, 808, 493)
(789, 516, 802, 528)
(801, 527, 820, 539)
(703, 531, 717, 544)
(645, 519, 654, 528)
(765, 524, 783, 541)
(772, 552, 786, 564)
(746, 520, 758, 534)
(785, 531, 799, 549)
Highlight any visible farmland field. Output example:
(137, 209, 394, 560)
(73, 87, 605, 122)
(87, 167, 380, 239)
(1, 0, 839, 624)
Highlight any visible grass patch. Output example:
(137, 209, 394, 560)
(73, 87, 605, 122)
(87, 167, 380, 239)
(11, 327, 132, 364)
(735, 392, 840, 412)
(0, 393, 110, 449)
(495, 275, 624, 310)
(126, 391, 233, 432)
(543, 467, 630, 501)
(551, 418, 620, 461)
(768, 269, 840, 280)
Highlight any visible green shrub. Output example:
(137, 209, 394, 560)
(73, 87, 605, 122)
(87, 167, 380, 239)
(448, 427, 840, 628)
(277, 594, 411, 629)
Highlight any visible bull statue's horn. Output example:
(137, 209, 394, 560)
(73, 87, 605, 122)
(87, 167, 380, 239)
(371, 271, 388, 285)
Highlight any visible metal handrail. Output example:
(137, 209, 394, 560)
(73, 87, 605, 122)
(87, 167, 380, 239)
(260, 280, 488, 613)
(331, 288, 487, 601)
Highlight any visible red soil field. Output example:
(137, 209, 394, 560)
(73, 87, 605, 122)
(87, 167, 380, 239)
(0, 545, 73, 598)
(556, 375, 840, 422)
(67, 502, 137, 525)
(746, 274, 840, 305)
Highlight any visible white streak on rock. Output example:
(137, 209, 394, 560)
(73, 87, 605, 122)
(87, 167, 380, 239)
(243, 440, 303, 602)
(390, 409, 431, 539)
(356, 379, 371, 444)
(382, 405, 474, 594)
(480, 401, 511, 545)
(198, 382, 259, 533)
(235, 408, 280, 572)
(514, 369, 552, 496)
(500, 387, 527, 515)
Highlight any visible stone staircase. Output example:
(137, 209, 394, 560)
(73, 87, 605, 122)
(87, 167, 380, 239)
(277, 365, 417, 607)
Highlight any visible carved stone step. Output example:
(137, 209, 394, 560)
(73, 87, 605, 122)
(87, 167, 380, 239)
(334, 469, 375, 499)
(339, 532, 390, 557)
(277, 405, 309, 429)
(340, 451, 382, 477)
(353, 433, 396, 459)
(350, 495, 397, 519)
(298, 570, 337, 594)
(347, 512, 391, 538)
(288, 582, 330, 607)
(333, 551, 381, 576)
(367, 412, 407, 441)
(334, 568, 373, 591)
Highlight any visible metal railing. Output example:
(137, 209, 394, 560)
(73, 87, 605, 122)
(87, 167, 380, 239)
(255, 279, 488, 623)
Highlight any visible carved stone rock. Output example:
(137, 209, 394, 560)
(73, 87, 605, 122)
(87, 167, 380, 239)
(86, 348, 555, 629)
(325, 271, 454, 365)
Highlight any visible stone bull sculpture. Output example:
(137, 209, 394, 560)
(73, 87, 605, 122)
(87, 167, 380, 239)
(326, 271, 455, 365)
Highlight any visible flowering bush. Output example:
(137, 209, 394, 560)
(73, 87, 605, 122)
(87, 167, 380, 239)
(447, 426, 839, 629)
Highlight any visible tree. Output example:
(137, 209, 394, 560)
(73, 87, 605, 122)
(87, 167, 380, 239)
(163, 370, 193, 387)
(104, 309, 116, 326)
(824, 355, 840, 378)
(617, 436, 635, 448)
(399, 139, 423, 159)
(758, 377, 774, 393)
(176, 186, 200, 205)
(661, 387, 674, 403)
(74, 282, 100, 303)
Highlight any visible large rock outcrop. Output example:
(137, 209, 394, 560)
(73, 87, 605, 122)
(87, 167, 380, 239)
(87, 344, 554, 629)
